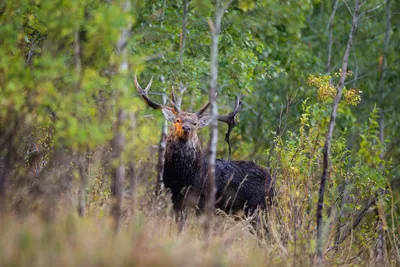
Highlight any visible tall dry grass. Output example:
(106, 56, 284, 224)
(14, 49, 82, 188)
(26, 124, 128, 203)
(1, 179, 397, 267)
(2, 105, 399, 267)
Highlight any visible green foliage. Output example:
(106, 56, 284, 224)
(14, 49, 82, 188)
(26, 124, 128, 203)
(353, 107, 388, 195)
(269, 97, 391, 257)
(0, 0, 399, 265)
(308, 71, 362, 106)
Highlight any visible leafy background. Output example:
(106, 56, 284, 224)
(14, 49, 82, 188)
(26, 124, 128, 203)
(0, 0, 399, 266)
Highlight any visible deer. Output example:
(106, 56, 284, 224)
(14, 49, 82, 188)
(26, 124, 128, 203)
(134, 73, 274, 220)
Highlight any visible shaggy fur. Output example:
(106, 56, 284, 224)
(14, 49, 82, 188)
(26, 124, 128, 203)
(163, 127, 273, 216)
(133, 74, 273, 216)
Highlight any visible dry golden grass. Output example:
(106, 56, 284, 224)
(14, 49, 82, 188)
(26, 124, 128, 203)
(0, 210, 271, 267)
(1, 174, 398, 267)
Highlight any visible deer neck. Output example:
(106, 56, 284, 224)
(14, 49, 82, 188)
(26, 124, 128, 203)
(163, 133, 204, 184)
(165, 133, 202, 163)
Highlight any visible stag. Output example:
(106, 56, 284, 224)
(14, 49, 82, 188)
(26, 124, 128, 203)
(134, 73, 274, 218)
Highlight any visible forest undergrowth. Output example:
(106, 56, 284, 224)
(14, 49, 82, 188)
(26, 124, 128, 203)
(1, 101, 398, 267)
(1, 0, 399, 266)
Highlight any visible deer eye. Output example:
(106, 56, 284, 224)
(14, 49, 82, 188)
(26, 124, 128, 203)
(176, 118, 181, 123)
(193, 122, 197, 126)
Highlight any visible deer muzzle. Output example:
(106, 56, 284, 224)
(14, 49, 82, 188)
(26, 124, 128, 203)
(182, 125, 191, 135)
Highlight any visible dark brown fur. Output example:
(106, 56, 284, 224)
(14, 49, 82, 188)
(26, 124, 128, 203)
(162, 111, 273, 216)
(133, 75, 273, 216)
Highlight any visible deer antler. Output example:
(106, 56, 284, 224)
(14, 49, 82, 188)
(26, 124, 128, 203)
(196, 95, 242, 160)
(218, 96, 241, 133)
(218, 96, 242, 159)
(196, 102, 211, 116)
(134, 71, 178, 113)
(195, 92, 218, 116)
(170, 87, 180, 113)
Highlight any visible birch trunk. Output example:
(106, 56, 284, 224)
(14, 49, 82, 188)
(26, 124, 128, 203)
(110, 0, 131, 232)
(316, 0, 361, 263)
(204, 0, 233, 244)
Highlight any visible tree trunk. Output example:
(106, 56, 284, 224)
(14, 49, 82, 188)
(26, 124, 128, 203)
(155, 1, 191, 199)
(0, 138, 15, 215)
(378, 0, 391, 157)
(316, 0, 361, 263)
(74, 28, 88, 218)
(128, 160, 137, 217)
(111, 109, 126, 231)
(204, 0, 233, 244)
(77, 154, 88, 217)
(375, 0, 391, 265)
(128, 111, 137, 218)
(110, 0, 131, 232)
(155, 93, 168, 198)
(374, 209, 387, 266)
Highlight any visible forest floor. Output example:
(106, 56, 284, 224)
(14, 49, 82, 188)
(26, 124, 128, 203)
(0, 190, 385, 267)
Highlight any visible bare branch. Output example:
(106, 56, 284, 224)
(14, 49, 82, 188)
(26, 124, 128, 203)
(345, 65, 390, 85)
(179, 0, 190, 64)
(327, 0, 339, 74)
(159, 0, 167, 26)
(351, 46, 359, 87)
(378, 0, 391, 152)
(74, 31, 82, 75)
(326, 197, 376, 252)
(362, 1, 385, 15)
(343, 0, 354, 16)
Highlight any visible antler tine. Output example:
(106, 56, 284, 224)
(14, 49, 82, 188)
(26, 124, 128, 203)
(196, 93, 217, 116)
(218, 95, 241, 123)
(134, 71, 160, 109)
(196, 102, 210, 116)
(134, 72, 154, 94)
(134, 71, 177, 113)
(170, 87, 180, 113)
(218, 96, 242, 160)
(171, 87, 176, 105)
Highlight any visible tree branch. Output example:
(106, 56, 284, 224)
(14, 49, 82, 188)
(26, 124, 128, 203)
(378, 0, 391, 153)
(326, 0, 339, 74)
(179, 0, 190, 64)
(327, 197, 376, 253)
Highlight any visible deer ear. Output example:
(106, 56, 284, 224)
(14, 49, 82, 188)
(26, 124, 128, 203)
(161, 108, 176, 123)
(198, 115, 212, 128)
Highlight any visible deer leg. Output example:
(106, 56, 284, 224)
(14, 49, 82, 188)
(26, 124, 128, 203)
(172, 194, 187, 232)
(177, 210, 187, 232)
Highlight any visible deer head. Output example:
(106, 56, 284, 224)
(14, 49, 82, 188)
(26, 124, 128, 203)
(160, 109, 212, 141)
(134, 72, 242, 147)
